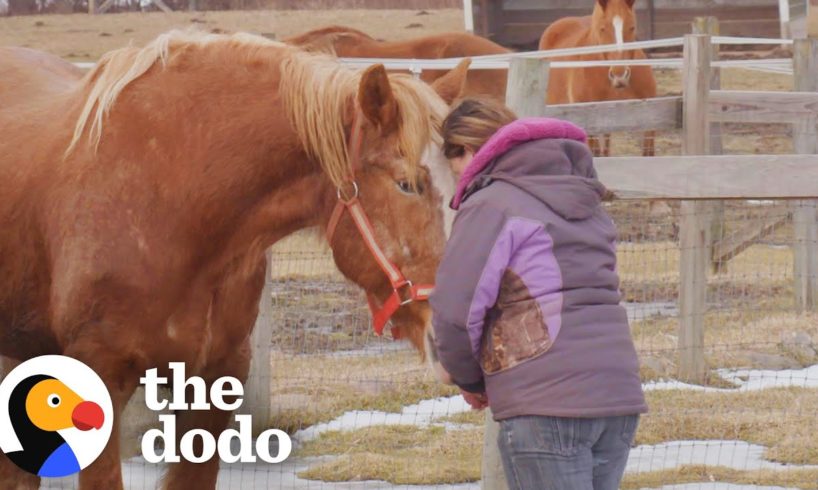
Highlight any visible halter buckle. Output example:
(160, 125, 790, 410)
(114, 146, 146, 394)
(395, 280, 415, 306)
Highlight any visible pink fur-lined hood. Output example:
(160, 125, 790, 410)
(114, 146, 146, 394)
(450, 118, 587, 210)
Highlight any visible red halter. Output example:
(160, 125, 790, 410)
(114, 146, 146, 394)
(325, 110, 435, 338)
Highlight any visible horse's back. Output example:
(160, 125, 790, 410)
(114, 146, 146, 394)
(285, 25, 374, 44)
(413, 33, 511, 99)
(0, 47, 82, 109)
(285, 25, 374, 54)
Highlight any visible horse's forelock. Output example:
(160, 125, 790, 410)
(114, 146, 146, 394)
(279, 52, 447, 190)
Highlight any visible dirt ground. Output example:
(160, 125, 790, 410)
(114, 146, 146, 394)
(0, 9, 464, 60)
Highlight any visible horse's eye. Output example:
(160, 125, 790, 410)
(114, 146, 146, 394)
(48, 394, 61, 408)
(396, 180, 415, 195)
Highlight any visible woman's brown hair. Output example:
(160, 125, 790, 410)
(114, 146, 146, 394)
(441, 96, 518, 159)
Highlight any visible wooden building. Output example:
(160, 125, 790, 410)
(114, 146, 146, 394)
(470, 0, 788, 49)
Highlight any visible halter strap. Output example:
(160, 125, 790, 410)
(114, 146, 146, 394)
(325, 109, 434, 338)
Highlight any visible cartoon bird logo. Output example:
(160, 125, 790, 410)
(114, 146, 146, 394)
(5, 374, 105, 478)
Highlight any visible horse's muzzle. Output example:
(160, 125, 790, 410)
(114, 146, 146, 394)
(608, 66, 632, 89)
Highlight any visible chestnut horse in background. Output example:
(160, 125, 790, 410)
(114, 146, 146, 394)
(0, 32, 466, 489)
(0, 47, 83, 107)
(540, 0, 657, 156)
(287, 25, 511, 99)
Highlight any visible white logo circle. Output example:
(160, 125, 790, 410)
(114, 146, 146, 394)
(0, 355, 114, 477)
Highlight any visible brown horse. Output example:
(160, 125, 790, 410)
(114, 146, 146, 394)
(540, 0, 657, 156)
(286, 25, 511, 99)
(0, 47, 84, 107)
(0, 32, 466, 489)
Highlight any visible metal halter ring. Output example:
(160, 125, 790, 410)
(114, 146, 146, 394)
(336, 181, 359, 203)
(395, 280, 415, 306)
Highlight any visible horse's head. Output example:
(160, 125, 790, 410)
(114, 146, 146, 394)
(304, 60, 470, 356)
(592, 0, 637, 88)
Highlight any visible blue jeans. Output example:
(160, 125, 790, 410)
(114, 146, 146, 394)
(497, 415, 639, 490)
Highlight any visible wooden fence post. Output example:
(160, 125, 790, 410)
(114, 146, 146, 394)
(479, 57, 550, 490)
(678, 34, 711, 384)
(792, 38, 818, 312)
(244, 249, 275, 435)
(504, 58, 550, 118)
(693, 17, 726, 273)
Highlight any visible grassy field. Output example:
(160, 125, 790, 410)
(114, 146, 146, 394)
(294, 387, 818, 485)
(0, 9, 463, 60)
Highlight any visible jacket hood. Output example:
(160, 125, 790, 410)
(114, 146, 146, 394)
(451, 118, 606, 221)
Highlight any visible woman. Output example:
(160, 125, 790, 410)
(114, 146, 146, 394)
(430, 97, 646, 490)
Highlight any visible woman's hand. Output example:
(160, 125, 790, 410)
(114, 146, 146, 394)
(461, 389, 489, 410)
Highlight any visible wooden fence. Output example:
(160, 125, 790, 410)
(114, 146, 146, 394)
(474, 0, 786, 48)
(477, 31, 818, 489)
(228, 22, 818, 487)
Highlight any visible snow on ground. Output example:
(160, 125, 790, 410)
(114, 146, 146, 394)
(42, 362, 817, 489)
(644, 484, 800, 490)
(42, 456, 479, 490)
(718, 364, 818, 390)
(644, 364, 818, 392)
(624, 302, 679, 322)
(627, 440, 818, 473)
(298, 364, 818, 444)
(294, 395, 473, 442)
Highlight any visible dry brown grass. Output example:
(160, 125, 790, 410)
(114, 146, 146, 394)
(0, 9, 463, 61)
(622, 466, 818, 490)
(296, 387, 818, 485)
(654, 67, 793, 96)
(297, 425, 482, 485)
(618, 242, 792, 285)
(269, 350, 458, 432)
(634, 310, 818, 376)
(642, 388, 818, 465)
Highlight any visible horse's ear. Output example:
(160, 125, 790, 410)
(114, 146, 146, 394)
(431, 58, 471, 105)
(624, 0, 636, 6)
(597, 0, 609, 9)
(358, 64, 399, 132)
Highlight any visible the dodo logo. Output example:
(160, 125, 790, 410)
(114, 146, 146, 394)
(0, 355, 113, 478)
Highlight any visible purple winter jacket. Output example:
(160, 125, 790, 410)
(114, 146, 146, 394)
(430, 118, 647, 420)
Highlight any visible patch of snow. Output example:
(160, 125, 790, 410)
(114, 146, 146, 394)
(644, 484, 800, 490)
(626, 440, 818, 474)
(717, 364, 818, 391)
(624, 302, 679, 322)
(42, 456, 478, 489)
(644, 364, 818, 392)
(294, 395, 472, 442)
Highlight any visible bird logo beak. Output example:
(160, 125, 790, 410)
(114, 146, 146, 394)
(71, 401, 104, 431)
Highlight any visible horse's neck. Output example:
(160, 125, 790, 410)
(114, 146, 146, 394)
(580, 24, 606, 60)
(211, 168, 334, 265)
(86, 79, 332, 257)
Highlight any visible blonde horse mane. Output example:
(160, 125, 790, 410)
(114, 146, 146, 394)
(68, 30, 279, 155)
(68, 29, 447, 189)
(279, 54, 447, 188)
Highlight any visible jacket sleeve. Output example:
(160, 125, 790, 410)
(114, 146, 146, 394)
(430, 203, 511, 393)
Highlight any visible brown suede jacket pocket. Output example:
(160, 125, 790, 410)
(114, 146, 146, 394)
(480, 268, 553, 375)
